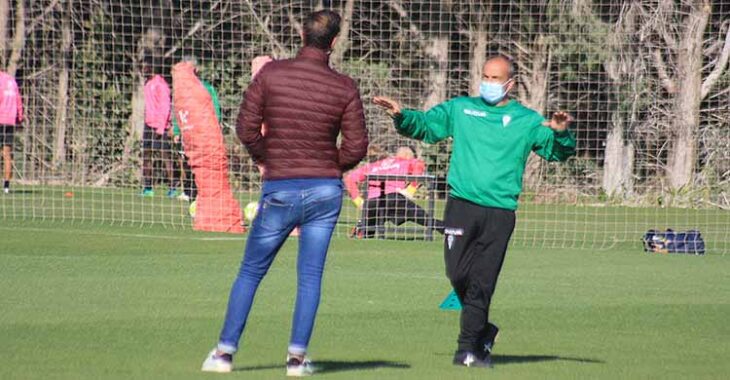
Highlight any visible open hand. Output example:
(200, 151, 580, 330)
(372, 96, 402, 117)
(542, 111, 572, 132)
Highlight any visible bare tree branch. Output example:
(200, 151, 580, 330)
(244, 0, 287, 57)
(511, 40, 530, 56)
(701, 23, 730, 99)
(202, 13, 244, 35)
(656, 0, 677, 42)
(661, 23, 678, 51)
(652, 49, 677, 93)
(331, 0, 355, 67)
(287, 8, 303, 37)
(6, 0, 24, 76)
(53, 0, 72, 168)
(387, 0, 425, 42)
(164, 20, 204, 58)
(513, 58, 531, 76)
(24, 0, 60, 37)
(0, 0, 9, 68)
(164, 0, 229, 56)
(24, 64, 55, 80)
(706, 83, 730, 100)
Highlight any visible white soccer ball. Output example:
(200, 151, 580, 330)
(244, 201, 259, 222)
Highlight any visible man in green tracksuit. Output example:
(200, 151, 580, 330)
(374, 55, 576, 368)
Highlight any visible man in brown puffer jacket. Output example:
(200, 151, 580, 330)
(202, 9, 368, 377)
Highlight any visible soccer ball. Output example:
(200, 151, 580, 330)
(188, 200, 197, 218)
(244, 201, 259, 222)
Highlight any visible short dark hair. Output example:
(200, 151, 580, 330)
(303, 10, 341, 50)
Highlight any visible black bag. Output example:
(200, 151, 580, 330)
(642, 229, 705, 255)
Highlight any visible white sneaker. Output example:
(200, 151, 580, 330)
(177, 192, 190, 201)
(201, 349, 233, 373)
(286, 354, 315, 377)
(3, 188, 8, 194)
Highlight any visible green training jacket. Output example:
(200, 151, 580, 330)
(394, 97, 576, 210)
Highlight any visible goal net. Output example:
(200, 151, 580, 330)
(1, 1, 728, 253)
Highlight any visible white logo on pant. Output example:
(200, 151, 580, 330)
(444, 228, 463, 250)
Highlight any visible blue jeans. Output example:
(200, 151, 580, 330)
(218, 178, 343, 355)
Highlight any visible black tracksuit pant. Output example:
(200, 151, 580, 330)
(443, 196, 516, 352)
(361, 193, 443, 237)
(181, 155, 197, 200)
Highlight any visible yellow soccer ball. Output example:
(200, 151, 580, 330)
(188, 200, 197, 218)
(244, 201, 259, 222)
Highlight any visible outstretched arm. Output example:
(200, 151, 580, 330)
(373, 96, 452, 144)
(532, 111, 576, 162)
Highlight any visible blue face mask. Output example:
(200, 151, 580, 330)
(479, 80, 511, 105)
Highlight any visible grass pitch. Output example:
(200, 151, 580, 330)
(1, 218, 729, 379)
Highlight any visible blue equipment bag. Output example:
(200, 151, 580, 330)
(642, 229, 705, 255)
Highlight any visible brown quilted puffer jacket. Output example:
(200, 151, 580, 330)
(237, 46, 369, 180)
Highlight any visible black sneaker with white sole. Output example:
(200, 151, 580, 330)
(452, 350, 493, 368)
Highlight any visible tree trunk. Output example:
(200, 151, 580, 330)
(666, 0, 709, 189)
(600, 0, 642, 199)
(469, 25, 487, 95)
(603, 117, 634, 197)
(0, 0, 8, 68)
(125, 73, 145, 174)
(518, 35, 550, 190)
(422, 36, 448, 110)
(330, 0, 355, 68)
(6, 0, 24, 76)
(53, 0, 72, 170)
(416, 35, 449, 160)
(667, 100, 699, 189)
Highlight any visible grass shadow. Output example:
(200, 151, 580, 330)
(492, 354, 604, 365)
(316, 360, 411, 374)
(235, 360, 410, 374)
